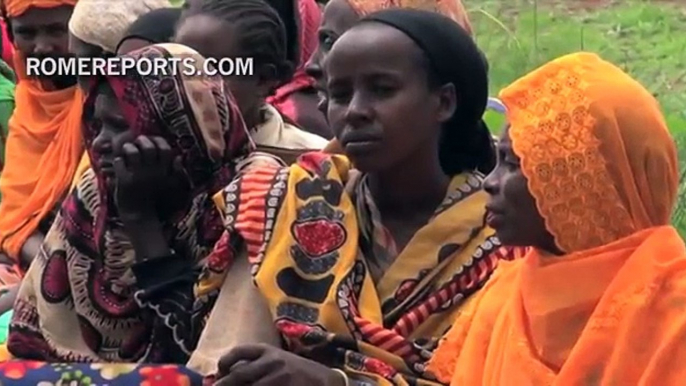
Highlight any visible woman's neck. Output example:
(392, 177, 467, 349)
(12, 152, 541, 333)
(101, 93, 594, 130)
(367, 150, 450, 217)
(245, 103, 267, 131)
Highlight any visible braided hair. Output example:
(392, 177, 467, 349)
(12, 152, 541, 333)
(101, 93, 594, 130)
(188, 0, 294, 87)
(420, 49, 496, 175)
(260, 0, 298, 66)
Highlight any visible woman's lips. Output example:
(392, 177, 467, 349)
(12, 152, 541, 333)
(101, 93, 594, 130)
(343, 139, 382, 156)
(98, 161, 115, 177)
(486, 210, 504, 229)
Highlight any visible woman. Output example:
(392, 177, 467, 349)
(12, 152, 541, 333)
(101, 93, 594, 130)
(195, 9, 520, 385)
(0, 0, 172, 338)
(427, 52, 686, 385)
(0, 57, 15, 351)
(116, 7, 181, 54)
(0, 0, 81, 310)
(182, 0, 328, 137)
(1, 44, 248, 382)
(175, 0, 328, 164)
(307, 0, 474, 153)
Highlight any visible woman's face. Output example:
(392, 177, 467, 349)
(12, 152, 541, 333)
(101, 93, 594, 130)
(89, 85, 135, 181)
(305, 0, 359, 114)
(11, 5, 72, 59)
(174, 14, 266, 128)
(326, 23, 454, 173)
(483, 126, 558, 252)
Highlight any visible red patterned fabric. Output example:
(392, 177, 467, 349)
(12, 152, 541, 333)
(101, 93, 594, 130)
(0, 20, 12, 69)
(266, 0, 320, 123)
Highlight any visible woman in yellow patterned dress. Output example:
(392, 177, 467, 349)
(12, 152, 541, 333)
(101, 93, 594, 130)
(192, 9, 523, 386)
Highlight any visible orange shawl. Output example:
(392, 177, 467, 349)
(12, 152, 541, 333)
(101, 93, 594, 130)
(427, 52, 686, 385)
(0, 51, 83, 260)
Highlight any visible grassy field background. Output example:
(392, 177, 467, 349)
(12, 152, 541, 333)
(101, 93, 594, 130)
(169, 0, 686, 235)
(468, 0, 686, 236)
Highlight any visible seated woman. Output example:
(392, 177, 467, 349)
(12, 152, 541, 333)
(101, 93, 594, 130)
(0, 1, 174, 351)
(0, 43, 252, 383)
(175, 0, 329, 164)
(116, 7, 181, 54)
(427, 52, 686, 385)
(182, 0, 329, 138)
(192, 9, 520, 385)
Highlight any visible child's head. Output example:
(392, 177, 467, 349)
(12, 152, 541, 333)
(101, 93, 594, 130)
(175, 0, 293, 128)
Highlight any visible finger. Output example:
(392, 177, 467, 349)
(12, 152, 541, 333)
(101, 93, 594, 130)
(135, 135, 157, 166)
(150, 136, 173, 170)
(121, 143, 141, 169)
(217, 344, 269, 376)
(252, 370, 288, 386)
(172, 155, 184, 174)
(217, 356, 282, 386)
(112, 135, 127, 157)
(113, 156, 129, 180)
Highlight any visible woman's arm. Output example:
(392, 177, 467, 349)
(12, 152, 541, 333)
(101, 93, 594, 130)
(122, 216, 200, 362)
(18, 232, 43, 270)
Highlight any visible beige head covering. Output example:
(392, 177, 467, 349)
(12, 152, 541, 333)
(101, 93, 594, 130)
(68, 0, 172, 53)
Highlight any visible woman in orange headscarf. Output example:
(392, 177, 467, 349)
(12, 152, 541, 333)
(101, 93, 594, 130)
(427, 52, 686, 385)
(0, 0, 81, 277)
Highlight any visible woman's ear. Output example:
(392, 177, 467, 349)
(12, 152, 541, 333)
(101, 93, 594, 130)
(436, 82, 457, 124)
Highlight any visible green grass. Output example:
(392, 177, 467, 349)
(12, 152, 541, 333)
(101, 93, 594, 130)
(471, 0, 686, 236)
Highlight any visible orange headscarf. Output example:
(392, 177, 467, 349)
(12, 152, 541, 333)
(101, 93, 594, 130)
(427, 52, 686, 385)
(4, 0, 76, 17)
(0, 0, 83, 260)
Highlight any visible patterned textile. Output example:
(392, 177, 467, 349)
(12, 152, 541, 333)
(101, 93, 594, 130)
(7, 43, 252, 363)
(0, 361, 203, 385)
(427, 53, 685, 385)
(201, 152, 521, 385)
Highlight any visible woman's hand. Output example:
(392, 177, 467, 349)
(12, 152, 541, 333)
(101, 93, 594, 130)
(113, 135, 174, 221)
(215, 344, 347, 386)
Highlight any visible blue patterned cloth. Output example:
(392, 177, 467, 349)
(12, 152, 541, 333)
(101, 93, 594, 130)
(0, 361, 204, 385)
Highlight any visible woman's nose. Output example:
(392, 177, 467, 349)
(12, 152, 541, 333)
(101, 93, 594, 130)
(305, 52, 324, 81)
(483, 170, 500, 195)
(91, 132, 113, 154)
